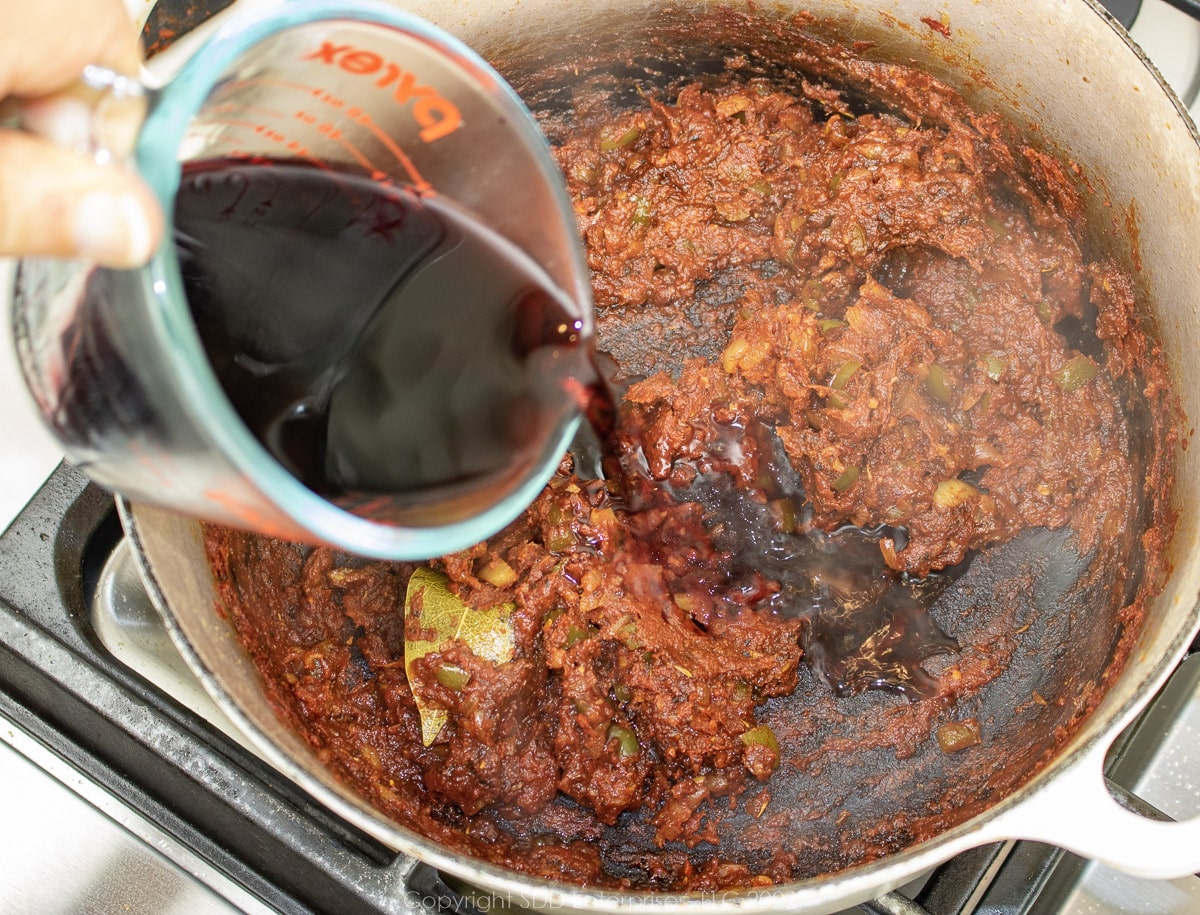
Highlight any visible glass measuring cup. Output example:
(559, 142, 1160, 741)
(11, 0, 593, 559)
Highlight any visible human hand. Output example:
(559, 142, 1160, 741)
(0, 0, 163, 267)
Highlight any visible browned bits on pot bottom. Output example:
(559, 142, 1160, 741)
(203, 21, 1173, 892)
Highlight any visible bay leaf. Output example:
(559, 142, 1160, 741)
(404, 567, 515, 745)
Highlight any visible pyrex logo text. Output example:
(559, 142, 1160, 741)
(304, 42, 463, 142)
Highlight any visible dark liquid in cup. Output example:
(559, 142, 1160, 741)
(172, 159, 955, 696)
(174, 157, 590, 524)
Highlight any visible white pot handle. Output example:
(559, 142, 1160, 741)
(981, 735, 1200, 880)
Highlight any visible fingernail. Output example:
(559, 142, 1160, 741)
(74, 189, 155, 267)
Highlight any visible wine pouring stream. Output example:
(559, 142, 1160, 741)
(9, 0, 594, 560)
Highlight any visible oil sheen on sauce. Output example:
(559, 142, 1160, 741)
(174, 157, 590, 525)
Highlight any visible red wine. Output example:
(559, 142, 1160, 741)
(175, 157, 590, 525)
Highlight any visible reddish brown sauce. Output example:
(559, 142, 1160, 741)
(203, 10, 1176, 891)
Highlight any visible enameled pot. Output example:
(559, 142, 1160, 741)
(121, 1, 1200, 912)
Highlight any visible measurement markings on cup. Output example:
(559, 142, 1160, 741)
(209, 76, 433, 191)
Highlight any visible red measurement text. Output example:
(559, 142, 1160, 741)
(304, 41, 463, 142)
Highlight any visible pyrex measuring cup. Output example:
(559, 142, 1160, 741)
(11, 0, 593, 559)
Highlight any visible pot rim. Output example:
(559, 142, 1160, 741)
(121, 491, 1200, 911)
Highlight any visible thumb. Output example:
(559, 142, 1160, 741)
(0, 129, 163, 268)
